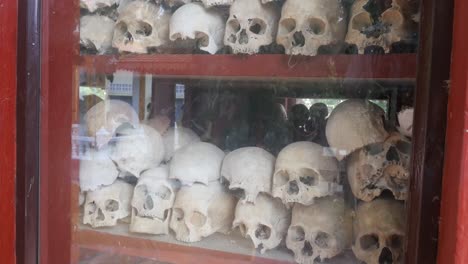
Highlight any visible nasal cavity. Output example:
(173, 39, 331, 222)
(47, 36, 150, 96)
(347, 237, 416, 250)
(302, 241, 313, 256)
(288, 180, 300, 195)
(379, 247, 393, 264)
(144, 195, 154, 210)
(239, 29, 249, 44)
(292, 31, 305, 47)
(97, 208, 105, 221)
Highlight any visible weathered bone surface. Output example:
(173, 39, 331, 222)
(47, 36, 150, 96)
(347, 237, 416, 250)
(170, 3, 225, 54)
(113, 1, 171, 54)
(326, 99, 389, 161)
(201, 0, 234, 7)
(163, 127, 200, 162)
(130, 165, 180, 235)
(84, 100, 139, 149)
(346, 0, 416, 54)
(353, 198, 406, 264)
(83, 180, 134, 228)
(261, 0, 280, 3)
(273, 142, 341, 206)
(286, 196, 352, 264)
(170, 181, 237, 242)
(397, 108, 413, 138)
(276, 0, 347, 56)
(79, 147, 119, 191)
(221, 147, 275, 203)
(165, 0, 191, 7)
(233, 194, 290, 253)
(111, 124, 165, 177)
(170, 142, 225, 185)
(347, 133, 411, 201)
(80, 0, 119, 12)
(80, 15, 115, 54)
(224, 0, 279, 54)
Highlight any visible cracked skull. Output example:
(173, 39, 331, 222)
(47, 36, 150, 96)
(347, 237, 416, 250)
(347, 133, 411, 202)
(286, 196, 352, 264)
(169, 181, 237, 242)
(221, 147, 275, 203)
(113, 1, 171, 54)
(233, 194, 290, 254)
(272, 142, 341, 206)
(83, 180, 134, 228)
(276, 0, 347, 56)
(224, 0, 280, 55)
(130, 165, 180, 235)
(353, 198, 406, 264)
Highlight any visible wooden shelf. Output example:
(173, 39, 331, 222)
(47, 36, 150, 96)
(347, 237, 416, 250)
(79, 54, 417, 80)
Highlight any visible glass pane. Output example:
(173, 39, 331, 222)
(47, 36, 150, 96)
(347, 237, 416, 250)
(46, 0, 420, 263)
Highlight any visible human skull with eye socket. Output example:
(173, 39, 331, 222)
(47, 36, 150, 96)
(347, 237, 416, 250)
(353, 198, 406, 264)
(224, 0, 280, 55)
(347, 133, 412, 202)
(272, 142, 342, 206)
(286, 196, 352, 264)
(83, 180, 133, 228)
(276, 0, 347, 56)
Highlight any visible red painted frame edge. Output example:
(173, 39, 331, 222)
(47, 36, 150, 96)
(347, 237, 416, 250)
(437, 0, 468, 262)
(0, 0, 18, 263)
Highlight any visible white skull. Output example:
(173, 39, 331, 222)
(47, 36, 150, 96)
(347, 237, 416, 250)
(170, 181, 237, 242)
(346, 0, 416, 54)
(233, 194, 290, 254)
(84, 99, 140, 149)
(276, 0, 347, 56)
(201, 0, 233, 7)
(221, 147, 275, 203)
(113, 1, 171, 54)
(130, 166, 180, 235)
(272, 142, 341, 206)
(80, 15, 115, 54)
(169, 3, 225, 55)
(170, 142, 225, 185)
(347, 133, 411, 202)
(397, 107, 413, 138)
(163, 127, 200, 162)
(286, 196, 352, 264)
(326, 99, 389, 161)
(224, 0, 279, 55)
(79, 147, 119, 192)
(80, 0, 119, 12)
(352, 198, 406, 264)
(83, 180, 134, 228)
(111, 124, 165, 177)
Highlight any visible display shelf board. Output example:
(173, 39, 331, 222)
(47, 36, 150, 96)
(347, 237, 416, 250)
(79, 54, 417, 80)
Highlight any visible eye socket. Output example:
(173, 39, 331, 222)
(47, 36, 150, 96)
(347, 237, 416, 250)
(87, 201, 97, 214)
(389, 234, 404, 248)
(190, 211, 207, 227)
(360, 234, 380, 251)
(195, 32, 209, 48)
(105, 199, 119, 212)
(352, 12, 373, 32)
(308, 18, 326, 35)
(249, 19, 266, 35)
(365, 142, 385, 155)
(155, 185, 172, 200)
(173, 208, 185, 221)
(279, 18, 297, 34)
(275, 170, 290, 186)
(315, 232, 331, 248)
(228, 19, 241, 33)
(396, 140, 411, 154)
(143, 195, 154, 210)
(289, 226, 305, 242)
(299, 169, 319, 186)
(255, 224, 272, 240)
(135, 21, 152, 36)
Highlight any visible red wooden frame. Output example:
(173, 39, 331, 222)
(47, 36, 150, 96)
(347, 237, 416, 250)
(437, 0, 468, 262)
(0, 0, 17, 263)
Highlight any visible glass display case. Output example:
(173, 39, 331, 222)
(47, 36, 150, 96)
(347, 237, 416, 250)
(33, 0, 453, 263)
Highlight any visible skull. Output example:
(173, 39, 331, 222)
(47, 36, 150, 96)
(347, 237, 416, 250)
(201, 0, 234, 7)
(113, 1, 171, 54)
(233, 194, 290, 254)
(79, 147, 119, 192)
(326, 99, 389, 161)
(347, 133, 411, 202)
(221, 147, 275, 203)
(170, 142, 225, 186)
(111, 124, 165, 177)
(169, 3, 226, 55)
(162, 127, 201, 162)
(84, 99, 140, 149)
(352, 198, 406, 264)
(346, 0, 416, 54)
(80, 0, 119, 12)
(170, 181, 237, 242)
(224, 0, 280, 55)
(130, 166, 180, 235)
(83, 180, 134, 228)
(286, 196, 352, 264)
(397, 108, 413, 138)
(276, 0, 347, 56)
(80, 15, 115, 54)
(272, 142, 341, 206)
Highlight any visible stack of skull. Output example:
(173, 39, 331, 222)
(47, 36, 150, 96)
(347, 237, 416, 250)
(80, 0, 419, 56)
(80, 98, 412, 264)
